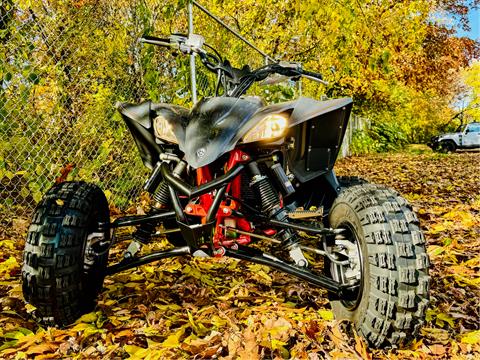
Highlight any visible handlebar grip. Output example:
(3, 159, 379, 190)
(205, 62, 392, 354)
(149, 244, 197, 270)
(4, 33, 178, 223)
(301, 69, 329, 85)
(301, 69, 323, 80)
(139, 36, 173, 48)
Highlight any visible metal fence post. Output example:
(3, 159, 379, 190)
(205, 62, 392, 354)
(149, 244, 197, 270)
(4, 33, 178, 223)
(188, 1, 197, 104)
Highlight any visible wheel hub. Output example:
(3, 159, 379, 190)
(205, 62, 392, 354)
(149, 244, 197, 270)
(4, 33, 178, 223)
(85, 232, 109, 264)
(328, 226, 363, 309)
(332, 237, 362, 285)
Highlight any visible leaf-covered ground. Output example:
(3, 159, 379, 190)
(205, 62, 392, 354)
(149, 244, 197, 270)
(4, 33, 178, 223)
(0, 148, 479, 359)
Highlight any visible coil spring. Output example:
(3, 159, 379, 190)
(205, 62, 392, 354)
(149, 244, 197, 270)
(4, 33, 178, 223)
(251, 176, 279, 213)
(153, 181, 170, 206)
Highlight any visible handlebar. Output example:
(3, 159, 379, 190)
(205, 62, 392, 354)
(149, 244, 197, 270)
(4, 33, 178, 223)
(140, 33, 328, 96)
(253, 62, 328, 85)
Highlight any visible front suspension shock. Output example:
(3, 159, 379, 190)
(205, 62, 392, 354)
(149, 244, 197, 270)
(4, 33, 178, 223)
(247, 161, 307, 267)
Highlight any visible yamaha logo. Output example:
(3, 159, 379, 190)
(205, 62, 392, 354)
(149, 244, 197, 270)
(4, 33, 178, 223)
(196, 148, 206, 158)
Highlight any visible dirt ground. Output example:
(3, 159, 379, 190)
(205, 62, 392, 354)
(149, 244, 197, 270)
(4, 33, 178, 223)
(0, 148, 479, 359)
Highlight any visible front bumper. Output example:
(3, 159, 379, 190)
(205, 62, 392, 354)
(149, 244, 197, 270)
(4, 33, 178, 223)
(427, 137, 440, 149)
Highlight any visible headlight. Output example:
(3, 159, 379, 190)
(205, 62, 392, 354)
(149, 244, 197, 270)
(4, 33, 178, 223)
(154, 115, 178, 144)
(242, 114, 288, 144)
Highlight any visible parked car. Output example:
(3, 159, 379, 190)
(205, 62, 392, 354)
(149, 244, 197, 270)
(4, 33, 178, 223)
(428, 122, 480, 152)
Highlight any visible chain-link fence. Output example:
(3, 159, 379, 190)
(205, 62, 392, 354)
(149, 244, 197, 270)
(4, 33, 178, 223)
(0, 0, 298, 217)
(0, 0, 185, 216)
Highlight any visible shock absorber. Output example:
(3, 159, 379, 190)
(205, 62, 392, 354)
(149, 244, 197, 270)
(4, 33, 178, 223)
(134, 160, 186, 244)
(248, 161, 284, 216)
(249, 176, 280, 213)
(153, 181, 170, 207)
(247, 161, 307, 267)
(153, 160, 187, 208)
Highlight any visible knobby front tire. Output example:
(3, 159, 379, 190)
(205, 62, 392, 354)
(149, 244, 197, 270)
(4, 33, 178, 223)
(22, 182, 110, 326)
(327, 182, 430, 348)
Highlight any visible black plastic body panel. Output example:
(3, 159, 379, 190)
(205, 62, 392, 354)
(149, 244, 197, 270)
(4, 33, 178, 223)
(286, 99, 352, 183)
(117, 101, 189, 169)
(166, 97, 264, 168)
(119, 96, 353, 176)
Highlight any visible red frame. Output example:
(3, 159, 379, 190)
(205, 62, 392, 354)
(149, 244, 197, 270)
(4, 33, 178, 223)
(184, 149, 252, 248)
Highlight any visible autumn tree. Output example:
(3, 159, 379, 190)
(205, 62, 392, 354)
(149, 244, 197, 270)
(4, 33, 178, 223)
(460, 61, 480, 121)
(181, 0, 478, 142)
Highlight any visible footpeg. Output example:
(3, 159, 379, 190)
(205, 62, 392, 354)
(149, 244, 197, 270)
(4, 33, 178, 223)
(287, 207, 323, 220)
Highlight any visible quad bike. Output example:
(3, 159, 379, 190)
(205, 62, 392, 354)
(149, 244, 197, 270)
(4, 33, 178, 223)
(22, 33, 429, 348)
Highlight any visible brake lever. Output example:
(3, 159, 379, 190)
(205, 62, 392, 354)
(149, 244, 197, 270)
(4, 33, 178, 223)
(259, 73, 291, 86)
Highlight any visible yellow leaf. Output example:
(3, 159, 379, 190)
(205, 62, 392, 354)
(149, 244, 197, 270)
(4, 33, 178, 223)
(108, 316, 122, 327)
(143, 265, 155, 273)
(429, 223, 447, 234)
(270, 338, 287, 350)
(461, 330, 480, 344)
(154, 304, 182, 312)
(0, 257, 19, 275)
(55, 199, 64, 206)
(75, 312, 97, 323)
(124, 282, 141, 290)
(161, 327, 185, 348)
(318, 310, 334, 321)
(124, 345, 149, 358)
(187, 310, 209, 336)
(434, 312, 455, 328)
(71, 323, 90, 332)
(0, 240, 15, 250)
(254, 270, 273, 285)
(104, 190, 112, 200)
(25, 304, 36, 314)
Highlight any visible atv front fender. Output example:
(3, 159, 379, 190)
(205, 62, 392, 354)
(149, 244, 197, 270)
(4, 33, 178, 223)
(286, 98, 353, 183)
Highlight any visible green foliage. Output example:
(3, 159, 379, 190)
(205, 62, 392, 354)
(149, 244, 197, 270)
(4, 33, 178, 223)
(350, 130, 379, 156)
(369, 121, 409, 152)
(350, 121, 409, 155)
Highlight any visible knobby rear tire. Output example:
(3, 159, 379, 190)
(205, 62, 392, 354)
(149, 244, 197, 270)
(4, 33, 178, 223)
(327, 182, 430, 348)
(22, 181, 110, 326)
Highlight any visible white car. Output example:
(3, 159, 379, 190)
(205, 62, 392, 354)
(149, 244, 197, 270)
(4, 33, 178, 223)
(428, 122, 480, 152)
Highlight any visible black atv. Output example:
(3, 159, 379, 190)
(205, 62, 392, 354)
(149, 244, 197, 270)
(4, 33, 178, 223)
(21, 34, 429, 348)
